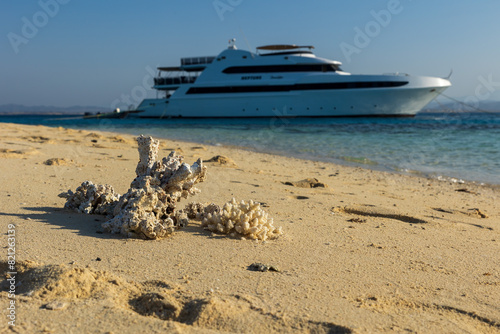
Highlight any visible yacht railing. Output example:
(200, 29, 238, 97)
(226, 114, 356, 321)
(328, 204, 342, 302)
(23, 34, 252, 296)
(154, 76, 197, 86)
(181, 56, 216, 66)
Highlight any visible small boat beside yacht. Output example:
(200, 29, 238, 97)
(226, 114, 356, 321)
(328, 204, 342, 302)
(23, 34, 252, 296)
(134, 40, 451, 118)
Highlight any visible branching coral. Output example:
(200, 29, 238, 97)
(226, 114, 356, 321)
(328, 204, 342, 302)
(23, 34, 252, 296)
(60, 135, 283, 241)
(60, 135, 206, 239)
(58, 181, 120, 216)
(189, 199, 282, 241)
(101, 135, 206, 239)
(184, 202, 221, 219)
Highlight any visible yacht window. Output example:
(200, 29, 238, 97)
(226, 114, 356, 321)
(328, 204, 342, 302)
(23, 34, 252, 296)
(223, 64, 338, 74)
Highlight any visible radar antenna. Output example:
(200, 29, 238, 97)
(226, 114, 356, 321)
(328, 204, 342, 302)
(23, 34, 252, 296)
(228, 38, 237, 49)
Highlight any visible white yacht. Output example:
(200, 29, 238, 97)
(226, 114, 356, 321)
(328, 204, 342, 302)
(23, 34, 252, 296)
(135, 40, 450, 118)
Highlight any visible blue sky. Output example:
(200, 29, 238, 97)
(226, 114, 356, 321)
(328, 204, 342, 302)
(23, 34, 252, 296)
(1, 0, 500, 108)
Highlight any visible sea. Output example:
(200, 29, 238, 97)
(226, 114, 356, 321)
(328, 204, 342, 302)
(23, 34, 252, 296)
(1, 112, 499, 185)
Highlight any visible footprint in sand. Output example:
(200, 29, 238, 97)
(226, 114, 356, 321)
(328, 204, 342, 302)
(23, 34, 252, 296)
(85, 133, 105, 140)
(205, 155, 237, 167)
(333, 204, 428, 224)
(22, 136, 53, 144)
(108, 135, 134, 144)
(5, 261, 352, 334)
(283, 178, 327, 188)
(0, 148, 38, 158)
(230, 180, 260, 188)
(352, 296, 500, 332)
(287, 195, 310, 200)
(432, 207, 488, 219)
(431, 207, 492, 230)
(43, 158, 74, 166)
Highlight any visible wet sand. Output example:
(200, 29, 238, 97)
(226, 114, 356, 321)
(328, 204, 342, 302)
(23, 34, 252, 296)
(0, 122, 499, 333)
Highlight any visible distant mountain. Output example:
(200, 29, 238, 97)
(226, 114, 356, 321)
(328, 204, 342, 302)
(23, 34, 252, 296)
(423, 99, 500, 112)
(0, 104, 107, 115)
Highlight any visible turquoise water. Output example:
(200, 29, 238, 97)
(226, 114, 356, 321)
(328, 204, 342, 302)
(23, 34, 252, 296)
(1, 112, 499, 184)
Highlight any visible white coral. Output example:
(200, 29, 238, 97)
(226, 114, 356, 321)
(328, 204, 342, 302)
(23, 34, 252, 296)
(135, 135, 159, 176)
(58, 181, 120, 215)
(184, 202, 220, 219)
(61, 135, 206, 240)
(59, 135, 284, 242)
(101, 186, 176, 239)
(101, 135, 206, 239)
(201, 198, 282, 241)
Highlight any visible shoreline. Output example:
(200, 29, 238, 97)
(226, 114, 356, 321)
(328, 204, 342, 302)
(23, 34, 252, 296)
(91, 130, 500, 189)
(1, 122, 499, 333)
(1, 113, 499, 186)
(206, 141, 500, 189)
(4, 117, 498, 187)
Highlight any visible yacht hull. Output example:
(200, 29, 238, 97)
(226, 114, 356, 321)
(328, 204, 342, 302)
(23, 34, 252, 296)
(135, 75, 450, 118)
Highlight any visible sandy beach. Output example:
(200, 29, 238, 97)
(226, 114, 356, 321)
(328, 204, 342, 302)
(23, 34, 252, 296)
(0, 122, 499, 333)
